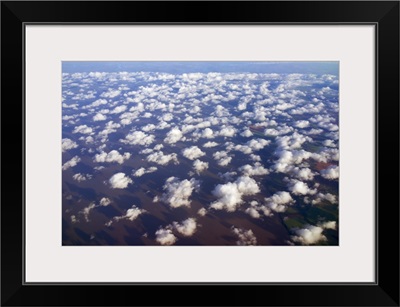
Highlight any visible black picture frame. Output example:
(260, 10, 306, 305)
(1, 1, 399, 306)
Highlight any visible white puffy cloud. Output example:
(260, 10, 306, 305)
(85, 98, 107, 108)
(309, 192, 338, 205)
(193, 159, 209, 174)
(132, 168, 146, 177)
(219, 171, 237, 182)
(237, 101, 247, 111)
(120, 131, 155, 146)
(142, 124, 156, 132)
(291, 167, 315, 181)
(73, 125, 93, 134)
(320, 165, 339, 180)
(94, 150, 131, 164)
(62, 156, 81, 170)
(110, 105, 127, 114)
(197, 207, 207, 216)
(155, 177, 200, 208)
(98, 121, 121, 139)
(249, 154, 261, 162)
(240, 129, 253, 137)
(264, 126, 294, 137)
(80, 203, 96, 222)
(294, 120, 310, 128)
(210, 176, 260, 212)
(213, 151, 232, 166)
(272, 149, 319, 174)
(246, 138, 271, 151)
(276, 132, 312, 150)
(288, 179, 317, 195)
(72, 173, 92, 182)
(155, 228, 177, 245)
(238, 162, 269, 177)
(265, 191, 294, 212)
(101, 89, 121, 98)
(132, 166, 158, 177)
(231, 227, 257, 246)
(213, 105, 230, 117)
(154, 144, 164, 151)
(142, 112, 152, 118)
(245, 207, 261, 219)
(201, 128, 215, 139)
(120, 112, 139, 126)
(164, 127, 183, 144)
(109, 173, 132, 189)
(291, 225, 326, 245)
(319, 221, 337, 230)
(84, 136, 94, 144)
(203, 141, 219, 148)
(140, 148, 153, 155)
(182, 146, 205, 160)
(117, 206, 144, 221)
(106, 205, 145, 226)
(161, 113, 174, 122)
(218, 125, 237, 137)
(146, 151, 179, 165)
(62, 138, 78, 152)
(173, 218, 197, 236)
(291, 222, 336, 245)
(99, 197, 111, 207)
(306, 128, 324, 135)
(93, 113, 107, 121)
(323, 139, 336, 147)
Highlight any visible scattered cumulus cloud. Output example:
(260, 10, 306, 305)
(294, 120, 310, 128)
(99, 197, 112, 207)
(109, 173, 132, 189)
(288, 179, 317, 195)
(320, 165, 339, 180)
(164, 127, 183, 144)
(62, 156, 81, 170)
(218, 125, 237, 137)
(80, 203, 96, 222)
(73, 125, 93, 134)
(62, 138, 78, 152)
(213, 151, 232, 166)
(94, 150, 131, 164)
(120, 131, 155, 146)
(240, 129, 253, 137)
(110, 105, 127, 114)
(193, 159, 209, 174)
(203, 141, 219, 148)
(173, 218, 197, 236)
(182, 146, 206, 160)
(231, 227, 257, 246)
(155, 177, 200, 208)
(211, 176, 260, 212)
(291, 225, 326, 245)
(93, 113, 107, 121)
(106, 205, 146, 226)
(146, 151, 179, 165)
(291, 221, 336, 245)
(238, 162, 269, 177)
(197, 208, 207, 216)
(265, 191, 294, 212)
(132, 166, 158, 177)
(72, 173, 92, 182)
(155, 228, 177, 245)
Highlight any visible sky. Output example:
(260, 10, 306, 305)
(62, 61, 339, 246)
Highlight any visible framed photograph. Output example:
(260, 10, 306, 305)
(1, 1, 399, 306)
